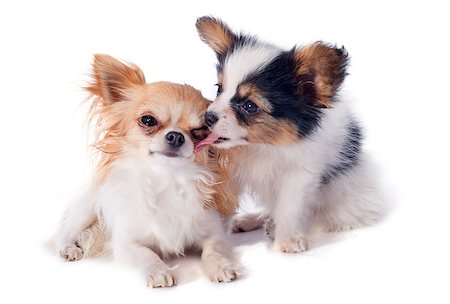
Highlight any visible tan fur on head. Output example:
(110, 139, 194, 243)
(294, 42, 349, 107)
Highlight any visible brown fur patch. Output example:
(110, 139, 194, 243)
(195, 148, 238, 215)
(196, 16, 235, 55)
(246, 115, 299, 145)
(86, 54, 146, 104)
(294, 42, 348, 107)
(206, 146, 247, 209)
(235, 84, 298, 144)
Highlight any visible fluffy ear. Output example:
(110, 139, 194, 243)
(196, 16, 237, 57)
(86, 54, 146, 104)
(294, 42, 349, 107)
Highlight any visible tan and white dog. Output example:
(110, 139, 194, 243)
(56, 54, 239, 287)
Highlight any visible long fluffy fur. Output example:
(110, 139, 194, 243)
(56, 54, 239, 287)
(196, 16, 385, 253)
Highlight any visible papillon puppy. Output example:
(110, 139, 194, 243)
(195, 17, 384, 253)
(56, 54, 239, 287)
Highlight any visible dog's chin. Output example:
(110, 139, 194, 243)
(150, 151, 191, 160)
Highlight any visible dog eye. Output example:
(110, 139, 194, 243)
(215, 83, 223, 96)
(191, 126, 209, 140)
(242, 100, 259, 114)
(139, 115, 158, 127)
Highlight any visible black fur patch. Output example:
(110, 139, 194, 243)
(321, 119, 363, 184)
(238, 50, 324, 137)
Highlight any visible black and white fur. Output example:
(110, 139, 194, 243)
(196, 17, 384, 253)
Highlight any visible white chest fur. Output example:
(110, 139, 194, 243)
(97, 156, 211, 256)
(232, 102, 350, 209)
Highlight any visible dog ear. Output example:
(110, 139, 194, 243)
(86, 54, 146, 104)
(294, 42, 349, 107)
(196, 16, 237, 57)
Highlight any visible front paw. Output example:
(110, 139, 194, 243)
(204, 258, 238, 283)
(275, 235, 309, 253)
(59, 244, 83, 261)
(147, 269, 176, 288)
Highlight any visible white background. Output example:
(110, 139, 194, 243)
(1, 0, 449, 303)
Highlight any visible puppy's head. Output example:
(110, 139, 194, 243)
(86, 54, 209, 166)
(196, 16, 349, 148)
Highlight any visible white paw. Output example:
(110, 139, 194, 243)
(275, 235, 309, 253)
(59, 244, 83, 261)
(205, 259, 239, 283)
(230, 214, 264, 233)
(147, 270, 176, 288)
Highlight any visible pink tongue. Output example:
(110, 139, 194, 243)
(194, 132, 221, 153)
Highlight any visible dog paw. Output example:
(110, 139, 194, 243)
(275, 235, 309, 253)
(264, 218, 275, 240)
(230, 214, 264, 233)
(205, 259, 238, 283)
(147, 270, 176, 288)
(59, 244, 83, 261)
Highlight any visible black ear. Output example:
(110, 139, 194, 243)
(196, 16, 237, 58)
(294, 42, 349, 107)
(86, 54, 146, 104)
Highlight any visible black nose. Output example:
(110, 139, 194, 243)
(166, 131, 185, 149)
(205, 111, 219, 127)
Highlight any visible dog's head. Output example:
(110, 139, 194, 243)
(86, 54, 209, 165)
(195, 16, 349, 148)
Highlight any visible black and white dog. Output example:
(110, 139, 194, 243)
(195, 17, 384, 253)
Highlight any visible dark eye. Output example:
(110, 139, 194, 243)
(191, 126, 209, 141)
(140, 115, 158, 127)
(215, 83, 223, 96)
(241, 100, 259, 114)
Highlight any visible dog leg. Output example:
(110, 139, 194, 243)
(272, 173, 317, 253)
(57, 189, 97, 261)
(113, 240, 176, 288)
(201, 237, 239, 283)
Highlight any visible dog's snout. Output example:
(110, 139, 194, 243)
(166, 131, 185, 149)
(205, 111, 219, 127)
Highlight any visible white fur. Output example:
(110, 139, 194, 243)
(223, 43, 280, 99)
(57, 155, 238, 286)
(218, 100, 384, 252)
